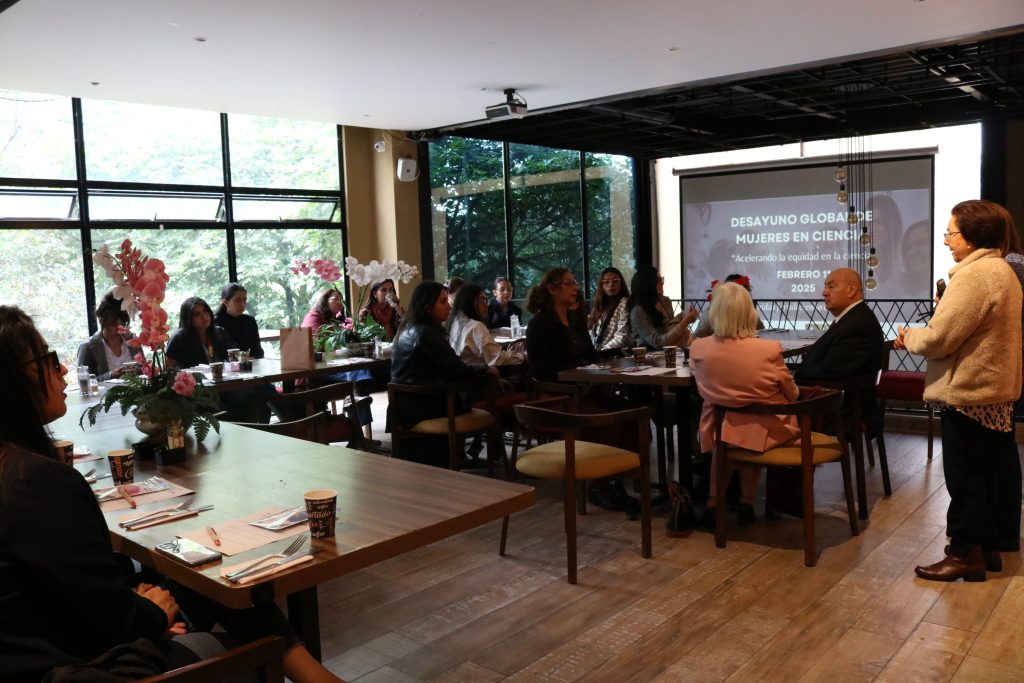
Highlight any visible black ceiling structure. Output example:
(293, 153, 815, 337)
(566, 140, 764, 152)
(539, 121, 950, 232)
(436, 27, 1024, 159)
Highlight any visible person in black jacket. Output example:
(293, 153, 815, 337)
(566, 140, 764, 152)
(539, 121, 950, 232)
(485, 276, 523, 329)
(794, 268, 884, 430)
(0, 305, 340, 683)
(212, 283, 266, 359)
(388, 281, 497, 466)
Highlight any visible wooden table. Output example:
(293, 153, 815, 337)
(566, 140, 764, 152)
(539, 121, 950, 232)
(53, 405, 534, 659)
(558, 356, 695, 493)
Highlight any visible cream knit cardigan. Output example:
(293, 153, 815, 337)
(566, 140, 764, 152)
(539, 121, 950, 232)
(904, 247, 1022, 406)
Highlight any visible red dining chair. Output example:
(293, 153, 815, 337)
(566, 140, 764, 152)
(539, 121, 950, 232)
(876, 340, 933, 460)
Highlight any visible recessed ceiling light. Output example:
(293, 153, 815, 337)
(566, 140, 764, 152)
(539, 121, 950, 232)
(194, 37, 207, 42)
(668, 47, 679, 52)
(362, 114, 371, 117)
(90, 81, 100, 86)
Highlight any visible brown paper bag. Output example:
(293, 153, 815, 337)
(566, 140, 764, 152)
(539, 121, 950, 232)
(280, 327, 315, 370)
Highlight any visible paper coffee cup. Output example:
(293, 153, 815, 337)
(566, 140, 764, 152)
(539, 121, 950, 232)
(663, 346, 677, 368)
(107, 449, 135, 485)
(53, 439, 74, 465)
(304, 489, 338, 539)
(631, 346, 647, 365)
(210, 361, 224, 380)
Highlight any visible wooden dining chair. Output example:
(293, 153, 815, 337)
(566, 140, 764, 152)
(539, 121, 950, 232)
(264, 381, 363, 449)
(388, 374, 503, 474)
(876, 339, 934, 459)
(135, 635, 286, 683)
(712, 387, 858, 567)
(231, 412, 330, 444)
(503, 396, 652, 584)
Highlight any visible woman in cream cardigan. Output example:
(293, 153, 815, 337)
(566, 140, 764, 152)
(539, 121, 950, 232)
(896, 200, 1022, 582)
(689, 282, 799, 525)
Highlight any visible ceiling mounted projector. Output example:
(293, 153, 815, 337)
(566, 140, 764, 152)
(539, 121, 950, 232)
(485, 88, 528, 119)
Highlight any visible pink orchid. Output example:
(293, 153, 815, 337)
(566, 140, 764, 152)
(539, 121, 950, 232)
(172, 371, 196, 397)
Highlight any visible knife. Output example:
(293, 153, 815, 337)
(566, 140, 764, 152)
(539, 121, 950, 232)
(124, 505, 215, 530)
(227, 548, 322, 582)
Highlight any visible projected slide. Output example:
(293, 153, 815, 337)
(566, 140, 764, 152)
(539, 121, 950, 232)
(681, 157, 933, 300)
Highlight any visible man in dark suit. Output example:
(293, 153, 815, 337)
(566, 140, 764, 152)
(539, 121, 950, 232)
(795, 268, 884, 429)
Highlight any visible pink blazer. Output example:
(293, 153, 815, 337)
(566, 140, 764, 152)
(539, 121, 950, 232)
(689, 336, 799, 453)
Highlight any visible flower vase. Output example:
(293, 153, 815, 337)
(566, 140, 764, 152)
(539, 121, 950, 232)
(134, 409, 166, 439)
(360, 341, 375, 357)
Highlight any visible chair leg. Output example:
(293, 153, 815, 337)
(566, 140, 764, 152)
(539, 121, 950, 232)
(508, 429, 521, 482)
(715, 454, 728, 549)
(926, 403, 934, 460)
(865, 432, 875, 467)
(565, 477, 578, 584)
(876, 432, 892, 496)
(851, 429, 868, 520)
(499, 515, 509, 556)
(840, 451, 859, 537)
(639, 471, 652, 559)
(802, 459, 817, 567)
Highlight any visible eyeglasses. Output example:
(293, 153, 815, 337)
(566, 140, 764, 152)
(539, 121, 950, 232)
(943, 231, 961, 240)
(25, 350, 61, 374)
(600, 278, 621, 286)
(657, 276, 665, 284)
(560, 279, 579, 289)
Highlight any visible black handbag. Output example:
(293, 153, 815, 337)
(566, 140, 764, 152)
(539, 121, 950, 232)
(665, 481, 697, 537)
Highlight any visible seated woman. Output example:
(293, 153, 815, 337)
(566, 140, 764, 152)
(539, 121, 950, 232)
(689, 282, 799, 525)
(693, 273, 764, 339)
(77, 291, 136, 381)
(0, 305, 340, 683)
(449, 283, 526, 367)
(628, 265, 697, 350)
(359, 279, 404, 341)
(389, 281, 497, 467)
(213, 283, 266, 359)
(525, 268, 637, 512)
(588, 267, 632, 351)
(166, 297, 261, 422)
(486, 276, 523, 329)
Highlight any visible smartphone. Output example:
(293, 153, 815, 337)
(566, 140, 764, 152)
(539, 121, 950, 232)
(936, 278, 946, 299)
(155, 538, 223, 566)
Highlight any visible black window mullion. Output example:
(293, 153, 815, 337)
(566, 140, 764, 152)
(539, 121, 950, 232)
(502, 141, 514, 283)
(220, 113, 237, 283)
(71, 97, 97, 336)
(579, 151, 590, 298)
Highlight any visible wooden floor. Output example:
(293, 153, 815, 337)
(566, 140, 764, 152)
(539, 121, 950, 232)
(316, 411, 1024, 682)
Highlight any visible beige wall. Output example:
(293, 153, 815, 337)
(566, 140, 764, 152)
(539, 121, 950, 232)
(341, 126, 422, 304)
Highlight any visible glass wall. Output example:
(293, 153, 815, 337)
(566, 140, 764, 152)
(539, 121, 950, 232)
(428, 136, 637, 308)
(0, 90, 346, 365)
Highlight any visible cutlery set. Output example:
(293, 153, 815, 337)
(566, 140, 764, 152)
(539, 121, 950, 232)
(225, 534, 316, 582)
(119, 495, 215, 530)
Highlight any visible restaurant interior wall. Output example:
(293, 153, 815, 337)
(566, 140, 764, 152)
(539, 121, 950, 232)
(0, 89, 404, 366)
(425, 135, 639, 307)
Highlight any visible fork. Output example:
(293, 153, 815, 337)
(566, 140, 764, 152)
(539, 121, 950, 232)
(225, 534, 308, 580)
(119, 494, 197, 527)
(82, 467, 96, 478)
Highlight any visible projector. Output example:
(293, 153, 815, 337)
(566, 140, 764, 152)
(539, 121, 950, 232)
(485, 101, 528, 119)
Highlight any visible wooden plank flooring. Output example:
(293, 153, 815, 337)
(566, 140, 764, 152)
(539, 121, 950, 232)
(316, 417, 1024, 682)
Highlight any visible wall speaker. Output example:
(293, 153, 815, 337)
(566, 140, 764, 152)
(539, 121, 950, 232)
(396, 157, 417, 182)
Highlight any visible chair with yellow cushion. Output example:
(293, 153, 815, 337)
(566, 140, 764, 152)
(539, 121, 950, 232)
(388, 375, 503, 474)
(712, 387, 858, 567)
(502, 396, 652, 584)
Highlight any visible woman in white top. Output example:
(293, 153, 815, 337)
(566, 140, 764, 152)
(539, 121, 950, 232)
(448, 283, 526, 367)
(76, 292, 136, 381)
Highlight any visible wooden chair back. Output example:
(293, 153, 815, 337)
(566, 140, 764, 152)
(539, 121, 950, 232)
(135, 635, 286, 683)
(232, 412, 330, 444)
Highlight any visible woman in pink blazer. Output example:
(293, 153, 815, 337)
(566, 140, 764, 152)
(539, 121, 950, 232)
(690, 282, 799, 523)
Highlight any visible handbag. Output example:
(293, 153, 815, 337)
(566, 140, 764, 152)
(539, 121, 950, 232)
(665, 480, 697, 538)
(280, 327, 315, 370)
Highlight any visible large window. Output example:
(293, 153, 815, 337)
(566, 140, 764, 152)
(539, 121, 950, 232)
(0, 91, 347, 367)
(429, 137, 638, 306)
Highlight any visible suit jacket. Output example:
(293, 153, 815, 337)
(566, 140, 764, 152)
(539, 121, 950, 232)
(76, 331, 134, 381)
(690, 336, 800, 452)
(793, 300, 884, 429)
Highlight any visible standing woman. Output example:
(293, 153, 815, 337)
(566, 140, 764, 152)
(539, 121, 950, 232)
(629, 265, 697, 350)
(359, 279, 404, 341)
(486, 276, 523, 329)
(896, 200, 1022, 581)
(77, 291, 136, 380)
(389, 282, 496, 466)
(0, 306, 340, 682)
(213, 283, 265, 359)
(165, 297, 236, 368)
(588, 267, 632, 351)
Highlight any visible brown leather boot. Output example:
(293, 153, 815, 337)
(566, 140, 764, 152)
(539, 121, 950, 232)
(916, 546, 986, 582)
(944, 544, 1002, 572)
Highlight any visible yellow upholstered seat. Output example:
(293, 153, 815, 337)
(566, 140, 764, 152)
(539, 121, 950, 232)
(517, 440, 640, 480)
(410, 408, 495, 435)
(726, 432, 843, 466)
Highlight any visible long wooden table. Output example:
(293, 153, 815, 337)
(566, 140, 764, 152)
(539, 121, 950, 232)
(53, 399, 534, 659)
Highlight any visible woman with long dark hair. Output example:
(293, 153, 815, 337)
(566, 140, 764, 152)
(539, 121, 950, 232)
(449, 283, 525, 367)
(213, 283, 265, 359)
(0, 306, 340, 682)
(359, 279, 404, 341)
(629, 265, 697, 350)
(77, 291, 136, 380)
(588, 267, 632, 351)
(389, 282, 496, 466)
(165, 297, 236, 369)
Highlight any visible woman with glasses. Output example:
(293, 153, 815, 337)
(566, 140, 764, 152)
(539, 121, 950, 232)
(0, 305, 340, 683)
(629, 265, 698, 350)
(588, 267, 633, 351)
(449, 283, 526, 367)
(486, 276, 523, 329)
(896, 200, 1022, 582)
(77, 291, 136, 381)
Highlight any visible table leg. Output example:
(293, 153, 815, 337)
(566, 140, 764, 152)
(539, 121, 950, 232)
(652, 388, 668, 496)
(675, 385, 693, 492)
(288, 586, 321, 661)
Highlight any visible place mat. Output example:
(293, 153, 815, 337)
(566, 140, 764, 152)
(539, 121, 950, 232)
(97, 479, 194, 512)
(178, 507, 309, 556)
(325, 357, 373, 367)
(73, 446, 102, 463)
(612, 366, 675, 376)
(218, 551, 316, 585)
